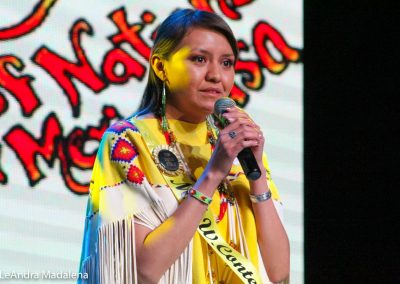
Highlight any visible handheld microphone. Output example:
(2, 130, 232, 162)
(214, 98, 261, 180)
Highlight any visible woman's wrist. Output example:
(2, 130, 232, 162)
(193, 168, 222, 197)
(249, 191, 272, 203)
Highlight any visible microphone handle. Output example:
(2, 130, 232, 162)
(214, 111, 261, 180)
(237, 147, 261, 180)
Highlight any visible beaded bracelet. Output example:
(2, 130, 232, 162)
(188, 188, 212, 205)
(249, 191, 272, 203)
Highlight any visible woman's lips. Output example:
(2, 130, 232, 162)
(200, 88, 223, 94)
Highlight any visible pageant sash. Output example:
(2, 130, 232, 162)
(133, 118, 262, 284)
(198, 209, 262, 284)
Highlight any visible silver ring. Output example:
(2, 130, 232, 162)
(228, 131, 237, 139)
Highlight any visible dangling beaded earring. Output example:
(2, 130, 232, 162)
(161, 80, 168, 132)
(159, 80, 176, 145)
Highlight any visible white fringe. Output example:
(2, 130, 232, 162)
(82, 213, 192, 283)
(97, 217, 136, 284)
(235, 201, 250, 258)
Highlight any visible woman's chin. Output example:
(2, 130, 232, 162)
(200, 104, 215, 116)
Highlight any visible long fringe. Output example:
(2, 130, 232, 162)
(97, 217, 137, 284)
(82, 213, 192, 283)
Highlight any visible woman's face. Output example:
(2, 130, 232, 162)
(163, 27, 235, 123)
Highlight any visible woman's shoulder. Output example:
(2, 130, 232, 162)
(105, 119, 141, 136)
(134, 112, 157, 120)
(102, 113, 159, 139)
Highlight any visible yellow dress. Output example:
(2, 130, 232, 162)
(78, 117, 281, 284)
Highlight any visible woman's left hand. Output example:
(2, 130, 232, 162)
(217, 106, 265, 164)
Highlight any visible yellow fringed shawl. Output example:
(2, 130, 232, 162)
(78, 118, 281, 284)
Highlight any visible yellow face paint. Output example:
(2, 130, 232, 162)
(164, 46, 191, 92)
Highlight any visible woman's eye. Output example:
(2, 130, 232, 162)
(192, 56, 206, 63)
(222, 59, 234, 67)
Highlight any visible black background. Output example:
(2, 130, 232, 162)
(304, 1, 398, 283)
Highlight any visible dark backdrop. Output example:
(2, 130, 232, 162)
(304, 1, 398, 283)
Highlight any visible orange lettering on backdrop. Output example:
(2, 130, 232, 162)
(32, 20, 107, 117)
(0, 0, 57, 40)
(230, 84, 249, 107)
(0, 55, 41, 116)
(235, 40, 264, 91)
(235, 60, 264, 90)
(187, 0, 214, 12)
(253, 21, 301, 74)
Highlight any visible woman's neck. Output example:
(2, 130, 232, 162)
(165, 103, 207, 124)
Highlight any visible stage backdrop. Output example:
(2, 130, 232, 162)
(0, 0, 303, 283)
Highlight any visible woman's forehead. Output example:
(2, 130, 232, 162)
(175, 27, 233, 54)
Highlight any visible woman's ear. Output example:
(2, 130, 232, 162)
(151, 55, 167, 81)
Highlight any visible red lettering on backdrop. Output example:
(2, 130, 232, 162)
(0, 55, 41, 116)
(102, 48, 146, 84)
(59, 106, 121, 194)
(4, 113, 62, 186)
(3, 106, 121, 193)
(0, 0, 57, 40)
(253, 21, 301, 74)
(108, 8, 155, 60)
(32, 20, 106, 117)
(188, 0, 254, 19)
(0, 90, 7, 116)
(0, 144, 7, 184)
(217, 0, 255, 20)
(0, 5, 303, 193)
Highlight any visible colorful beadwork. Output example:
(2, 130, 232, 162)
(126, 165, 144, 184)
(100, 181, 125, 191)
(111, 138, 138, 163)
(189, 188, 212, 205)
(108, 120, 138, 135)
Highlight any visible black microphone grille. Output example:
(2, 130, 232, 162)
(214, 97, 236, 115)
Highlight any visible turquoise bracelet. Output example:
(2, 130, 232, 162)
(188, 188, 212, 205)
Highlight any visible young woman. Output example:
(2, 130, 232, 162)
(79, 8, 289, 284)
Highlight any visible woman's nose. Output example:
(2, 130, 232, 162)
(205, 62, 221, 82)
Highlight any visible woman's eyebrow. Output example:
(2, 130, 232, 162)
(190, 48, 234, 58)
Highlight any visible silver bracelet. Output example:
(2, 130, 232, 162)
(249, 191, 272, 203)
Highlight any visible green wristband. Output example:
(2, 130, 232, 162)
(188, 188, 212, 205)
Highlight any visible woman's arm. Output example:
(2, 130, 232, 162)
(222, 107, 290, 283)
(249, 171, 290, 283)
(134, 166, 223, 283)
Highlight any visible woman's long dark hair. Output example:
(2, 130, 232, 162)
(134, 8, 238, 117)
